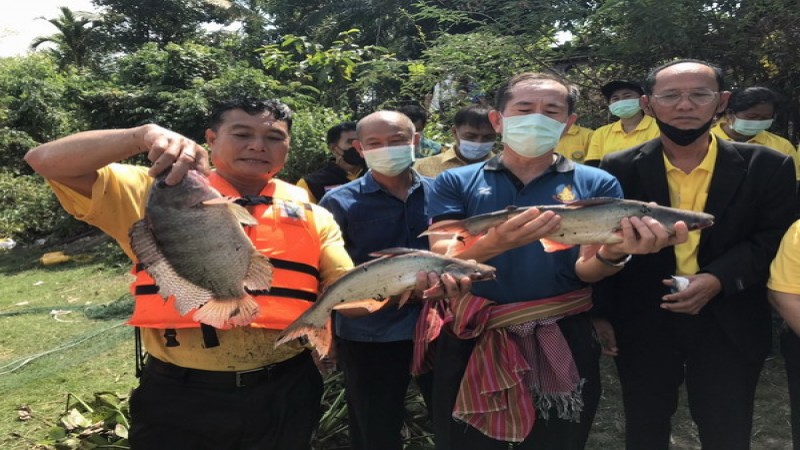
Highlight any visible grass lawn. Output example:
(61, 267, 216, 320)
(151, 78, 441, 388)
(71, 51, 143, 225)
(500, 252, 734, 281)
(0, 235, 793, 449)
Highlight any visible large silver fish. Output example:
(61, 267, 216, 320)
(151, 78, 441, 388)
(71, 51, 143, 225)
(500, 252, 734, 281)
(274, 248, 496, 356)
(420, 197, 715, 253)
(129, 170, 273, 328)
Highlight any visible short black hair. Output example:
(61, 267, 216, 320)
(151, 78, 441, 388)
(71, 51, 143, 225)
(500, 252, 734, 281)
(208, 97, 293, 132)
(600, 80, 644, 101)
(494, 72, 578, 115)
(644, 59, 725, 95)
(326, 121, 357, 145)
(396, 104, 428, 127)
(453, 105, 492, 129)
(727, 87, 780, 113)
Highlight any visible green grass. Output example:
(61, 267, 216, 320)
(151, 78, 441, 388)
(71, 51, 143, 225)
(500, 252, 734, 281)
(0, 236, 136, 450)
(0, 236, 794, 449)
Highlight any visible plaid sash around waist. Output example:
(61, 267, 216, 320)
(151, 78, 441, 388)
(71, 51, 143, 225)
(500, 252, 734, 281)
(423, 288, 592, 443)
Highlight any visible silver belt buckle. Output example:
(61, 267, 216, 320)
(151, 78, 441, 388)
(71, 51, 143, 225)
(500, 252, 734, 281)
(234, 366, 265, 387)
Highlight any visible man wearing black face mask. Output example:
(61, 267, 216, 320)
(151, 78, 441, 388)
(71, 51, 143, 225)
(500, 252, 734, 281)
(593, 59, 797, 450)
(297, 121, 366, 203)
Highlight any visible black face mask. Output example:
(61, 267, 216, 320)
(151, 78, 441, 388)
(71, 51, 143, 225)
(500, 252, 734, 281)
(654, 116, 714, 146)
(342, 147, 365, 166)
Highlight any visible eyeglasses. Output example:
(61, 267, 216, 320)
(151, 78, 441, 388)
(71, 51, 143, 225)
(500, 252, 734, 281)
(651, 90, 719, 107)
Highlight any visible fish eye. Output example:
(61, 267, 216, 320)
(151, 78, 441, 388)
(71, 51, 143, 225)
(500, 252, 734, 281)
(156, 180, 169, 188)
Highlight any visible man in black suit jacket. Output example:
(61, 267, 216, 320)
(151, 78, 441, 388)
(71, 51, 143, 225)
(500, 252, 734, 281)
(594, 59, 797, 450)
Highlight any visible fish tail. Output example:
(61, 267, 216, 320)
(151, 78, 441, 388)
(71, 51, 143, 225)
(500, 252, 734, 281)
(192, 295, 259, 328)
(274, 316, 333, 358)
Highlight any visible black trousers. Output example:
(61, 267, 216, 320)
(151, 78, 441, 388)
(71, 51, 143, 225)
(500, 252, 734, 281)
(782, 327, 800, 450)
(336, 338, 433, 450)
(128, 351, 323, 450)
(432, 313, 602, 450)
(614, 315, 764, 450)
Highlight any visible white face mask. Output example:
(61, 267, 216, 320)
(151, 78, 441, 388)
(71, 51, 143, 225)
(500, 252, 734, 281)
(501, 113, 567, 158)
(608, 98, 642, 118)
(457, 139, 494, 160)
(730, 117, 773, 137)
(362, 144, 415, 176)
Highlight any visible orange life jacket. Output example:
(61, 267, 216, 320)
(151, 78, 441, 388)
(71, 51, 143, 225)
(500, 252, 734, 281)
(128, 173, 320, 331)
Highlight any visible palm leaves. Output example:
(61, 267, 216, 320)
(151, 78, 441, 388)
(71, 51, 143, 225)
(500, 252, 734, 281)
(30, 6, 101, 69)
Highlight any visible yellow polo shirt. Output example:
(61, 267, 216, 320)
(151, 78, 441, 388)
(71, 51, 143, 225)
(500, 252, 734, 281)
(769, 220, 800, 294)
(555, 124, 594, 163)
(664, 135, 718, 275)
(586, 115, 661, 163)
(413, 146, 495, 178)
(711, 122, 800, 180)
(48, 164, 353, 370)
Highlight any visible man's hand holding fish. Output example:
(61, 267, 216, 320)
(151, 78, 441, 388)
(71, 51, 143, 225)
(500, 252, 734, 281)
(139, 124, 210, 185)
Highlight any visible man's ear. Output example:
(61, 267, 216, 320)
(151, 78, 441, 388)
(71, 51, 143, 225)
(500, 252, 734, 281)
(717, 91, 731, 114)
(488, 110, 503, 134)
(204, 128, 217, 147)
(413, 133, 421, 148)
(562, 114, 577, 136)
(640, 95, 653, 116)
(353, 140, 365, 157)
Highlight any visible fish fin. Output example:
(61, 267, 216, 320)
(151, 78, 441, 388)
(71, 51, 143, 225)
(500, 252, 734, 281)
(421, 283, 443, 299)
(130, 220, 214, 314)
(560, 197, 619, 207)
(192, 295, 260, 328)
(331, 298, 390, 313)
(227, 202, 259, 226)
(201, 197, 235, 205)
(274, 316, 333, 358)
(367, 247, 419, 258)
(244, 253, 273, 291)
(396, 290, 414, 308)
(540, 238, 575, 253)
(418, 220, 467, 237)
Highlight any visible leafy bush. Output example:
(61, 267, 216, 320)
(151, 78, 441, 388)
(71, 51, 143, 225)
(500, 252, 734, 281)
(280, 106, 347, 184)
(0, 169, 90, 242)
(0, 127, 39, 175)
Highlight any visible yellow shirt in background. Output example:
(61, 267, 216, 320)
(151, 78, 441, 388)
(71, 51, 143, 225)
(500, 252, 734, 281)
(768, 220, 800, 295)
(664, 135, 718, 275)
(413, 146, 495, 178)
(555, 124, 594, 163)
(586, 115, 661, 163)
(48, 164, 353, 370)
(711, 122, 800, 180)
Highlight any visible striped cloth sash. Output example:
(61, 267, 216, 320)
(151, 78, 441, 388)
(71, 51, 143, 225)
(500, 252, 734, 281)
(448, 288, 593, 443)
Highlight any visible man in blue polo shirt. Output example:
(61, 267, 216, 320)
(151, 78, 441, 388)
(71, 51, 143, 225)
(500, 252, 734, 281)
(426, 72, 688, 449)
(319, 110, 434, 450)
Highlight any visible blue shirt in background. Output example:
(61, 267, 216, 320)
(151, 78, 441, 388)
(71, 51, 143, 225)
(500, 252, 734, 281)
(428, 154, 622, 304)
(319, 169, 434, 342)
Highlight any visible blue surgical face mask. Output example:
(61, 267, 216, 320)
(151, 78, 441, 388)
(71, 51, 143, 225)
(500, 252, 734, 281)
(730, 117, 773, 137)
(362, 144, 415, 176)
(608, 98, 642, 119)
(501, 113, 567, 158)
(457, 138, 494, 160)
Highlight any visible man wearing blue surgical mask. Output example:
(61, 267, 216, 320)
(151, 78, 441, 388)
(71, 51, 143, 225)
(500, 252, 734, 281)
(415, 105, 497, 177)
(426, 73, 686, 449)
(585, 80, 661, 166)
(711, 86, 800, 181)
(318, 110, 436, 450)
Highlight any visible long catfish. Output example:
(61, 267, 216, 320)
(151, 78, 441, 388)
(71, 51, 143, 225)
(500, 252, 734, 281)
(129, 170, 273, 328)
(420, 197, 715, 252)
(274, 248, 496, 356)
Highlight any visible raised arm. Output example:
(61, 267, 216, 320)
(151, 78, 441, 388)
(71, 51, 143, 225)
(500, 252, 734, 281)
(25, 124, 208, 197)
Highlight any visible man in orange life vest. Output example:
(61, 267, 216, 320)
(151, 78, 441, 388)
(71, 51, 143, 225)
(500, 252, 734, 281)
(24, 98, 372, 449)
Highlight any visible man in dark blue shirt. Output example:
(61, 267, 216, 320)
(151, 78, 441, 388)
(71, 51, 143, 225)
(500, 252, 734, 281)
(319, 110, 434, 450)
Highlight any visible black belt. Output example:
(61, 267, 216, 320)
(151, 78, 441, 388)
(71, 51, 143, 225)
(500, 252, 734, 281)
(144, 351, 310, 388)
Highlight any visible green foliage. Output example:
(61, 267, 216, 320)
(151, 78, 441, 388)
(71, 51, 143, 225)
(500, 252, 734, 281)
(0, 169, 89, 242)
(0, 128, 39, 175)
(280, 107, 346, 184)
(259, 29, 396, 112)
(0, 55, 86, 143)
(41, 392, 130, 449)
(30, 6, 102, 69)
